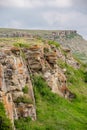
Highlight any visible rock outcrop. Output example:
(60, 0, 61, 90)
(0, 42, 78, 128)
(0, 48, 36, 129)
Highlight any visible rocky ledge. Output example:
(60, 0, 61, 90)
(0, 41, 79, 128)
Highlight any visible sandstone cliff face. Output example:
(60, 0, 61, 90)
(0, 42, 79, 128)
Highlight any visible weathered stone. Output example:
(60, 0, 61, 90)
(0, 43, 77, 127)
(29, 45, 41, 51)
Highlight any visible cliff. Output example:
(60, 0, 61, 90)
(0, 37, 87, 130)
(0, 38, 80, 129)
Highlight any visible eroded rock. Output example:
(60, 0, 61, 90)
(0, 43, 77, 128)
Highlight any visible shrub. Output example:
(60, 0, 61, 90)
(14, 96, 33, 104)
(22, 85, 29, 94)
(48, 40, 60, 48)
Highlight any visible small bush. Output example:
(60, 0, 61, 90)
(22, 85, 29, 94)
(48, 40, 60, 48)
(14, 96, 33, 104)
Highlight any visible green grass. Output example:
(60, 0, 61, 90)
(13, 42, 30, 48)
(73, 52, 87, 63)
(48, 40, 60, 48)
(0, 102, 12, 130)
(66, 33, 77, 39)
(15, 71, 87, 130)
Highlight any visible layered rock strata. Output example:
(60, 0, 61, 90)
(0, 43, 78, 127)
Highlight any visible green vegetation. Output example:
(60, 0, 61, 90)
(84, 71, 87, 83)
(0, 102, 12, 130)
(15, 70, 87, 130)
(66, 33, 77, 39)
(14, 117, 32, 129)
(20, 50, 26, 59)
(48, 40, 60, 48)
(57, 58, 86, 84)
(73, 52, 87, 63)
(57, 58, 66, 68)
(22, 85, 29, 94)
(13, 42, 30, 48)
(14, 96, 33, 104)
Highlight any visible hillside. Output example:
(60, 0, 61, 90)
(0, 36, 87, 130)
(53, 33, 87, 63)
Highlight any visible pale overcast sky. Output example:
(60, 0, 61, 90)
(0, 0, 87, 39)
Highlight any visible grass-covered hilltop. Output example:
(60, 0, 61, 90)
(0, 29, 87, 130)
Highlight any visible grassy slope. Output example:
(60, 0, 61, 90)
(58, 35, 87, 63)
(15, 63, 87, 130)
